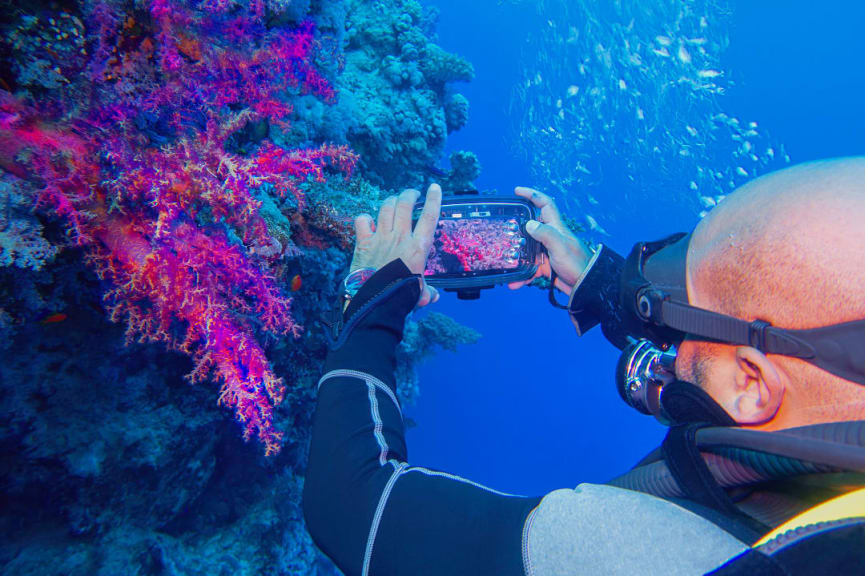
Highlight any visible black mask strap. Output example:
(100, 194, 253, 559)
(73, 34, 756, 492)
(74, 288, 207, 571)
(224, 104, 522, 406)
(627, 237, 865, 387)
(644, 295, 865, 386)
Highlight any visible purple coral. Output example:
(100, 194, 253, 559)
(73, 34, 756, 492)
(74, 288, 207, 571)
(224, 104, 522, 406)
(0, 0, 357, 453)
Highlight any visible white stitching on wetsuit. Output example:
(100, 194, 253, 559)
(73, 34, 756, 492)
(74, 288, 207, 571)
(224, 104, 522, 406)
(522, 505, 539, 576)
(319, 369, 401, 416)
(367, 381, 389, 466)
(319, 370, 404, 466)
(403, 466, 522, 498)
(319, 369, 409, 574)
(363, 462, 408, 576)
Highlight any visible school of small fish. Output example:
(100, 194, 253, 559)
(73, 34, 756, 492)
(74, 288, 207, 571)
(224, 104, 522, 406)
(509, 0, 790, 230)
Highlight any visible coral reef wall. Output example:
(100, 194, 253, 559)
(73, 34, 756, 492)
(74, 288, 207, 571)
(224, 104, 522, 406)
(339, 0, 475, 187)
(271, 0, 476, 190)
(0, 0, 478, 574)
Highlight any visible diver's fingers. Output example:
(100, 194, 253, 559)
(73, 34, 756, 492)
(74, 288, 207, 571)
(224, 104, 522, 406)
(377, 195, 398, 234)
(507, 260, 548, 290)
(525, 219, 568, 257)
(354, 213, 375, 243)
(553, 276, 574, 294)
(394, 188, 420, 236)
(416, 282, 439, 307)
(515, 186, 564, 228)
(515, 186, 560, 216)
(515, 186, 542, 203)
(414, 183, 442, 246)
(509, 278, 568, 292)
(510, 266, 570, 293)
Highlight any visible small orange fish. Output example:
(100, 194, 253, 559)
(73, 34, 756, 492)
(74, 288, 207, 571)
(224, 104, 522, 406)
(290, 274, 302, 292)
(40, 312, 68, 325)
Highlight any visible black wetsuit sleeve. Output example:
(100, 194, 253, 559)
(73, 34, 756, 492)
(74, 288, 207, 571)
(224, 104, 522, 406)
(303, 258, 542, 576)
(567, 244, 631, 349)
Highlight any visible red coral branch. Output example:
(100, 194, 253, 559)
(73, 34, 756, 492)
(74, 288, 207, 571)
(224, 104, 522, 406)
(0, 1, 357, 454)
(95, 217, 294, 455)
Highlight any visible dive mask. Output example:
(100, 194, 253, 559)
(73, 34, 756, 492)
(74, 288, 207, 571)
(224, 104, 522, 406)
(615, 232, 865, 424)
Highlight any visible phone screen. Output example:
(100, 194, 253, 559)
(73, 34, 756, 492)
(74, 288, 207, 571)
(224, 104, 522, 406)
(421, 203, 532, 277)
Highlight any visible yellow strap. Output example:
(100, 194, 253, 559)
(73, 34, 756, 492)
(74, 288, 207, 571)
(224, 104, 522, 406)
(755, 487, 865, 547)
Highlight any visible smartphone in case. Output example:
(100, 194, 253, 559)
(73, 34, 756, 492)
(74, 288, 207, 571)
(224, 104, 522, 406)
(413, 194, 540, 299)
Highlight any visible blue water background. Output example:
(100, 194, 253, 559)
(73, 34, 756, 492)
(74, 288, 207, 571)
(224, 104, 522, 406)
(404, 0, 865, 496)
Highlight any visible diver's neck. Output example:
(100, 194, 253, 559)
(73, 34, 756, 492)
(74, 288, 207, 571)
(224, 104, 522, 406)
(745, 403, 865, 431)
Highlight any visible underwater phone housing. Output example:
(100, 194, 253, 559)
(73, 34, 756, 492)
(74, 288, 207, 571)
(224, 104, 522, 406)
(414, 191, 541, 299)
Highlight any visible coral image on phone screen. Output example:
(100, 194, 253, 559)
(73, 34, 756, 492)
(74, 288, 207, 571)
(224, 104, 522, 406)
(425, 217, 527, 275)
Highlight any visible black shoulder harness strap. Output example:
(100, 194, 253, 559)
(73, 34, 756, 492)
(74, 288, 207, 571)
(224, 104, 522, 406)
(661, 423, 770, 541)
(659, 382, 769, 540)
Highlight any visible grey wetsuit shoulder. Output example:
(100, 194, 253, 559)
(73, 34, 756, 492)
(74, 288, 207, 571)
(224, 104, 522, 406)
(523, 483, 748, 576)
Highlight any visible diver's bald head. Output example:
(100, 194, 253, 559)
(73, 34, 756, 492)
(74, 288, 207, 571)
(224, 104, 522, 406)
(688, 157, 865, 329)
(682, 157, 865, 420)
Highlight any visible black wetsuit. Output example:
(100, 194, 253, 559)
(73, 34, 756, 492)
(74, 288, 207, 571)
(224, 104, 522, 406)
(302, 253, 865, 576)
(303, 259, 542, 576)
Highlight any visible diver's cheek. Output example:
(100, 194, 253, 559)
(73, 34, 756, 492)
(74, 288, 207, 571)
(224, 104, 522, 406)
(674, 340, 698, 382)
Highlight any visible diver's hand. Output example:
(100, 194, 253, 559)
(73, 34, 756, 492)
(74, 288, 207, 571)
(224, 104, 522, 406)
(350, 184, 443, 307)
(508, 187, 591, 294)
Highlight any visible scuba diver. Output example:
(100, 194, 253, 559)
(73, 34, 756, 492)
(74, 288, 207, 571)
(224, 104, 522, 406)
(303, 157, 865, 575)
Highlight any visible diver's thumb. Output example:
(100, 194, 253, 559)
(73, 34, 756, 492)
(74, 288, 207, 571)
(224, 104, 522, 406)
(526, 220, 564, 252)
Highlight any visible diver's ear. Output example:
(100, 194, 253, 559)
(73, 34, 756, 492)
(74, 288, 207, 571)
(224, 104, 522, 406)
(729, 347, 784, 424)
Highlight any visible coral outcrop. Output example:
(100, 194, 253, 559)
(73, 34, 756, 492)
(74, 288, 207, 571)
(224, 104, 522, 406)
(397, 312, 481, 405)
(337, 0, 475, 188)
(0, 175, 58, 270)
(0, 0, 480, 573)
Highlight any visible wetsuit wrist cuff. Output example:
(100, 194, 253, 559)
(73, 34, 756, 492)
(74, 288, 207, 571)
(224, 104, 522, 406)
(343, 259, 417, 321)
(325, 259, 421, 388)
(567, 244, 625, 337)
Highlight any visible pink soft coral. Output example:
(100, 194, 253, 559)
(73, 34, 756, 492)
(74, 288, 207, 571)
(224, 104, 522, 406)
(96, 218, 297, 455)
(0, 1, 357, 453)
